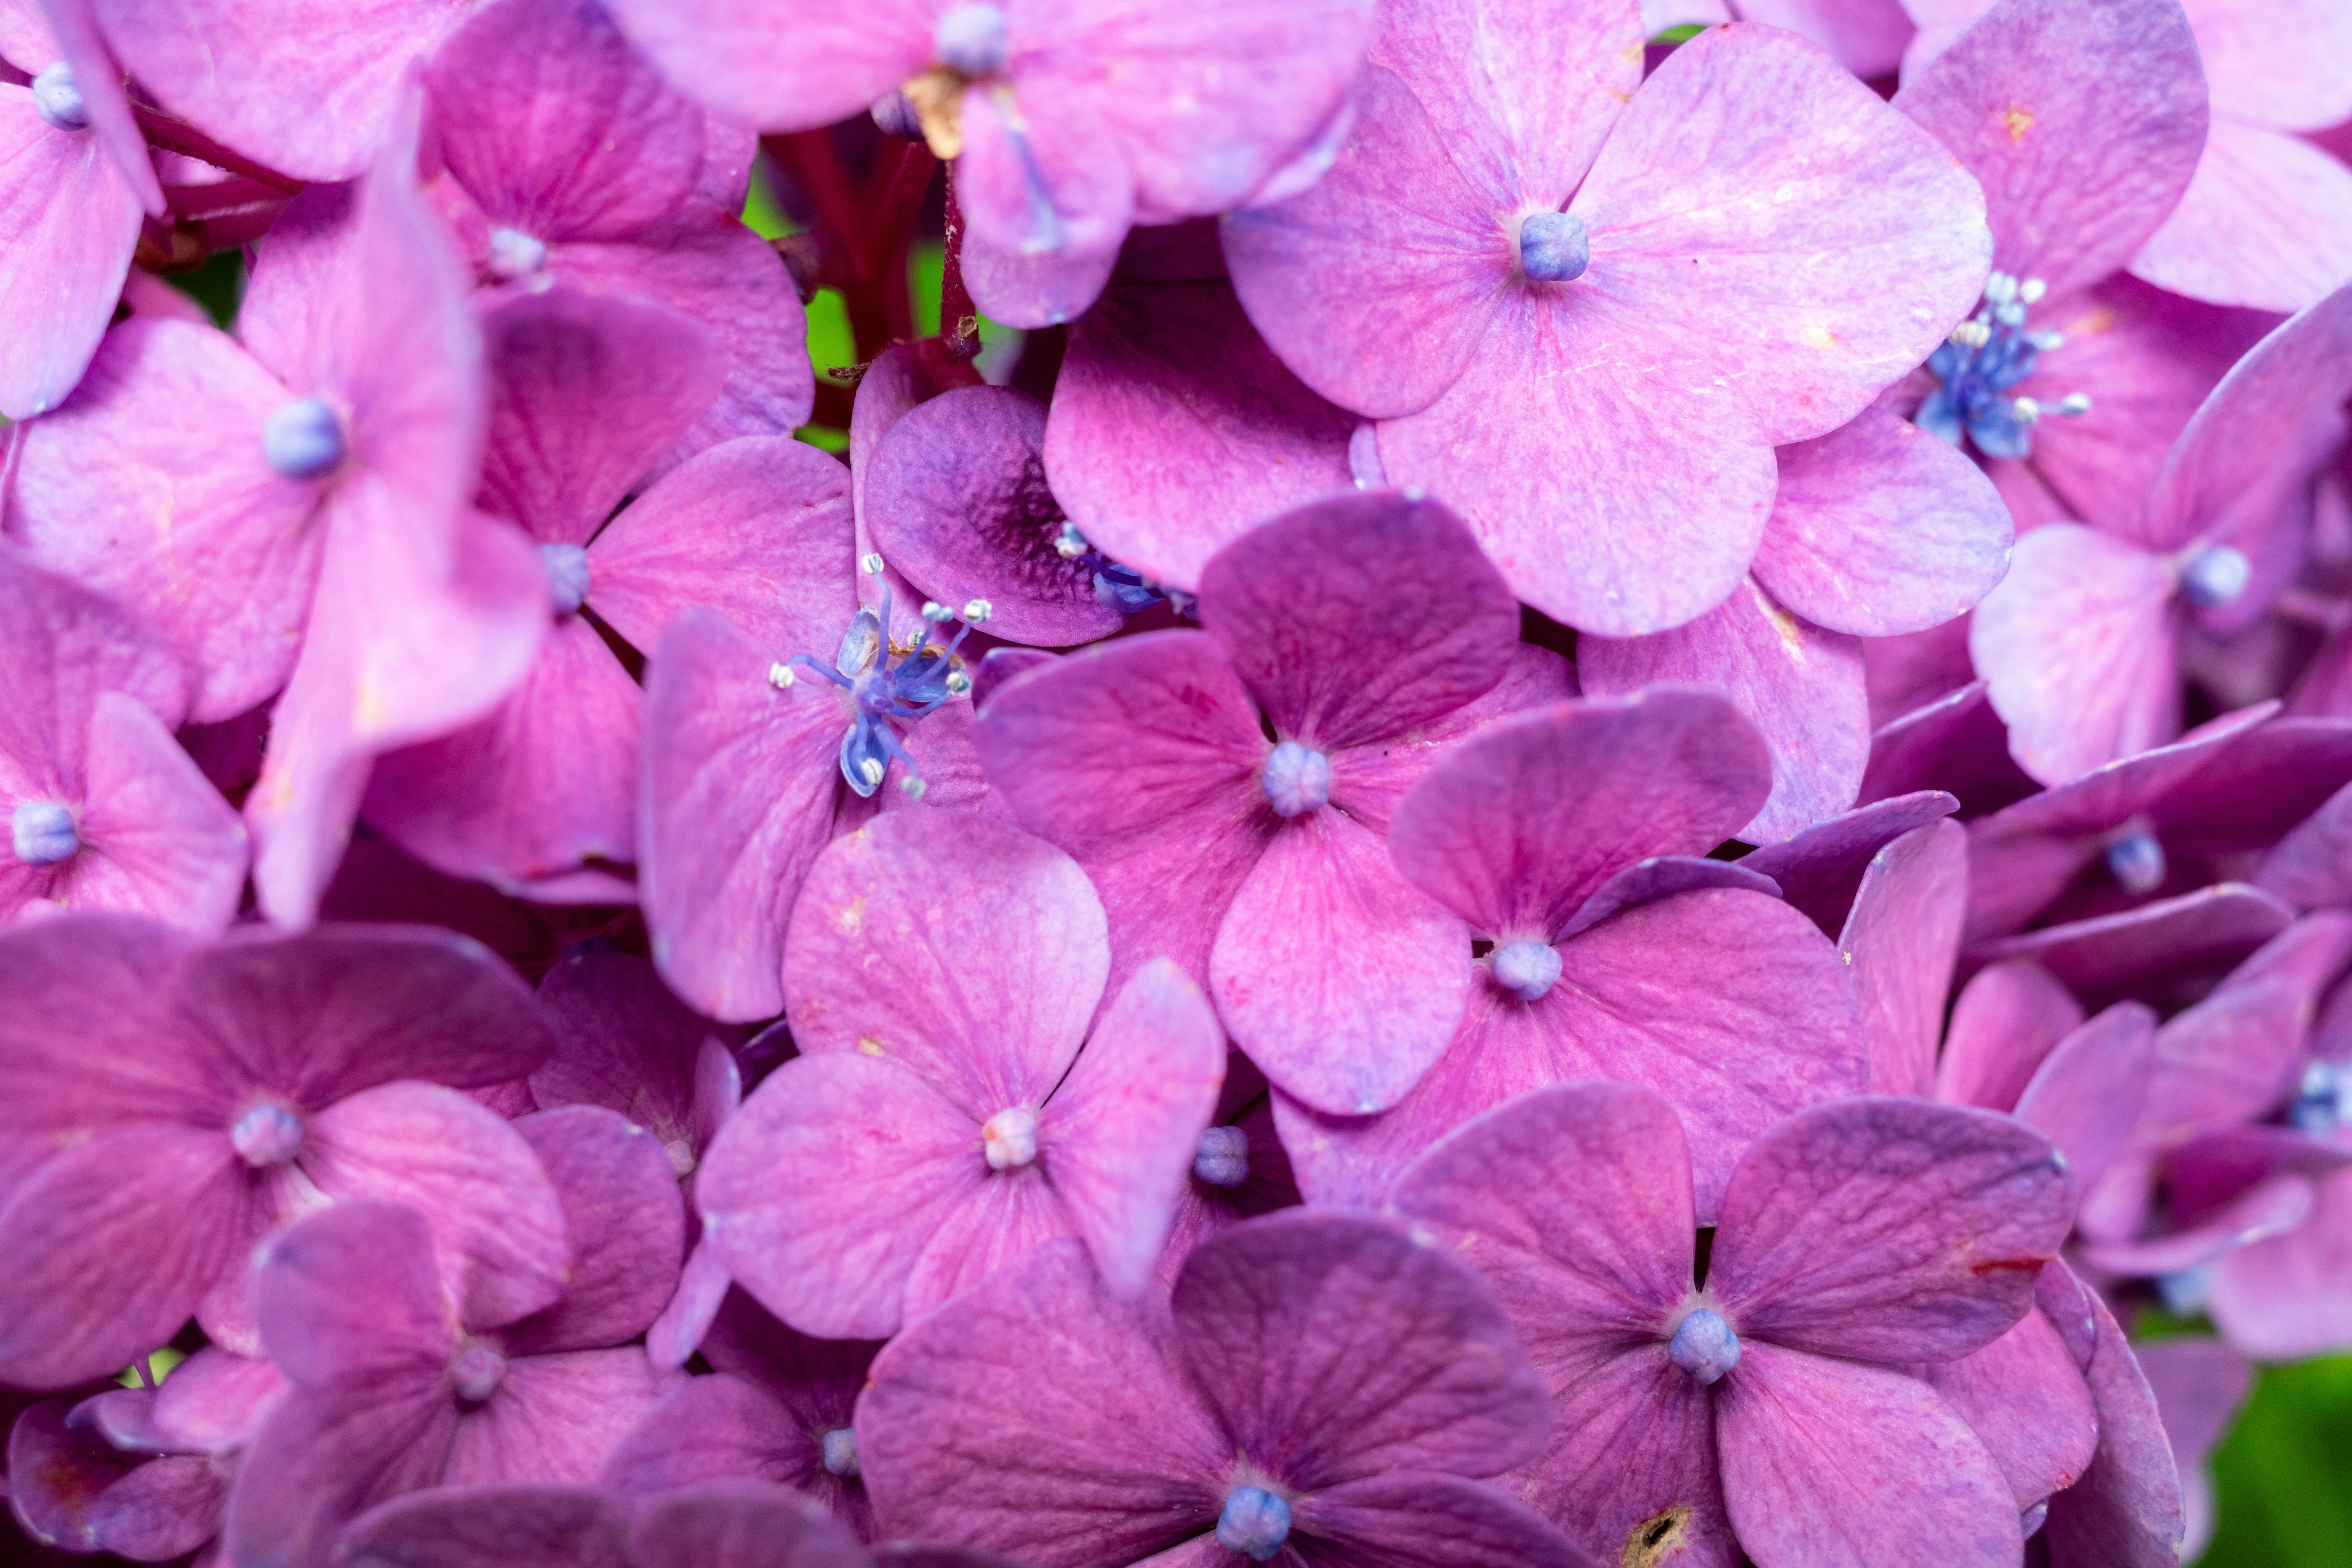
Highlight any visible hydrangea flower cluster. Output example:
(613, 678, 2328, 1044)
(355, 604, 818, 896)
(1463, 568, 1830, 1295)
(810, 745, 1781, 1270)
(3, 0, 2350, 1564)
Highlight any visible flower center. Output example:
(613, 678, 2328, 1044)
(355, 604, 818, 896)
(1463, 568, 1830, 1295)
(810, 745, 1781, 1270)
(541, 543, 591, 615)
(31, 64, 88, 132)
(1216, 1485, 1292, 1561)
(1917, 272, 2088, 460)
(2103, 829, 2166, 895)
(486, 227, 550, 283)
(982, 1106, 1038, 1170)
(1055, 522, 1165, 614)
(2179, 545, 2252, 610)
(450, 1340, 507, 1403)
(1193, 1126, 1250, 1188)
(1261, 742, 1331, 818)
(933, 3, 1010, 77)
(230, 1102, 306, 1167)
(1667, 1306, 1740, 1385)
(1518, 211, 1589, 283)
(262, 397, 347, 480)
(1491, 940, 1562, 1002)
(2292, 1061, 2350, 1134)
(821, 1426, 861, 1477)
(11, 800, 78, 865)
(771, 558, 980, 799)
(662, 1137, 697, 1178)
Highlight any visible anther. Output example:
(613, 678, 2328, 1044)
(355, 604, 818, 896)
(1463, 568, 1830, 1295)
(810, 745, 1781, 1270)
(862, 553, 886, 575)
(858, 756, 885, 788)
(962, 598, 992, 624)
(1216, 1486, 1292, 1562)
(485, 228, 549, 282)
(769, 662, 797, 688)
(921, 601, 954, 623)
(821, 1427, 861, 1477)
(981, 1106, 1038, 1170)
(2011, 396, 2041, 424)
(1667, 1307, 1740, 1385)
(944, 669, 972, 696)
(2180, 545, 2252, 609)
(541, 543, 590, 615)
(230, 1102, 305, 1167)
(31, 64, 88, 132)
(1261, 742, 1332, 818)
(871, 91, 922, 140)
(262, 397, 347, 480)
(11, 800, 77, 865)
(1193, 1126, 1250, 1188)
(1491, 940, 1563, 1002)
(1517, 211, 1589, 283)
(2018, 277, 2047, 304)
(2057, 392, 2091, 416)
(2104, 831, 2166, 895)
(934, 2, 1010, 76)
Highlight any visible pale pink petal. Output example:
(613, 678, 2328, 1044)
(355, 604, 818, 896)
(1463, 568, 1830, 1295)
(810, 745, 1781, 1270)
(598, 0, 929, 133)
(1934, 959, 2085, 1112)
(0, 88, 141, 419)
(2130, 119, 2352, 312)
(60, 690, 248, 929)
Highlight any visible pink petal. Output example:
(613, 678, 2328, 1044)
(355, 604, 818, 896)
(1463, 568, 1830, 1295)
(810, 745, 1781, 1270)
(1858, 679, 2038, 814)
(151, 1346, 289, 1453)
(1740, 788, 1960, 935)
(1751, 408, 2012, 638)
(299, 1082, 572, 1333)
(1324, 641, 1580, 836)
(646, 1235, 733, 1373)
(1199, 490, 1517, 750)
(2133, 1337, 2250, 1563)
(956, 223, 1123, 333)
(1891, 0, 2206, 299)
(954, 82, 1131, 288)
(1507, 1345, 1735, 1568)
(1969, 523, 2180, 785)
(1580, 579, 1869, 843)
(1710, 1098, 2074, 1362)
(225, 1380, 459, 1568)
(7, 319, 321, 722)
(2080, 1172, 2313, 1278)
(46, 688, 247, 930)
(1210, 807, 1471, 1115)
(1975, 883, 2294, 999)
(597, 0, 928, 132)
(0, 88, 141, 419)
(1716, 1341, 2023, 1568)
(87, 1452, 228, 1561)
(624, 1478, 869, 1568)
(503, 1107, 687, 1355)
(2206, 1166, 2352, 1359)
(253, 1202, 453, 1386)
(529, 951, 720, 1140)
(1036, 959, 1224, 1295)
(1739, 0, 1915, 77)
(29, 0, 163, 214)
(2151, 714, 2352, 859)
(2034, 1261, 2187, 1567)
(1934, 958, 2086, 1111)
(2130, 119, 2352, 312)
(1838, 818, 1967, 1096)
(1042, 274, 1355, 591)
(337, 1484, 619, 1568)
(445, 1348, 674, 1485)
(598, 1372, 819, 1496)
(1558, 855, 1781, 940)
(92, 0, 469, 181)
(1171, 1210, 1551, 1487)
(2137, 971, 2313, 1149)
(1388, 692, 1770, 941)
(1923, 1307, 2097, 1510)
(2011, 1001, 2157, 1193)
(7, 1397, 127, 1550)
(1289, 1471, 1590, 1568)
(783, 810, 1107, 1109)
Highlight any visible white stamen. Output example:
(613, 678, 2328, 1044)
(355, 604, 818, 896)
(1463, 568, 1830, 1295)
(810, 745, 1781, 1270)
(962, 598, 992, 624)
(768, 662, 796, 688)
(861, 553, 886, 575)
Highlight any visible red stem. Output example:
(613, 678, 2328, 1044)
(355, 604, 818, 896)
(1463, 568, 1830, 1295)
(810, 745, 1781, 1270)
(132, 106, 303, 194)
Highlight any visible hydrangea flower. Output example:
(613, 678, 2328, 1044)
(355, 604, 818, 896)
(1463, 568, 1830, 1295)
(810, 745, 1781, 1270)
(1222, 0, 1990, 635)
(1388, 1082, 2076, 1568)
(0, 916, 565, 1388)
(856, 1213, 1585, 1566)
(7, 1389, 230, 1561)
(695, 809, 1224, 1337)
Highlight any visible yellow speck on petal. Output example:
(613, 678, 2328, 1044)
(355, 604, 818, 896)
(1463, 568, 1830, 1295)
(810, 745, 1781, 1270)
(1753, 584, 1806, 654)
(1623, 1506, 1693, 1568)
(2003, 105, 2035, 142)
(857, 1038, 886, 1057)
(833, 895, 867, 933)
(1801, 323, 1838, 350)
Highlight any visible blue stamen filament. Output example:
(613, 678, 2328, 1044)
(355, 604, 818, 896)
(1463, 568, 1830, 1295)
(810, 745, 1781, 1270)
(775, 558, 981, 798)
(1055, 522, 1166, 614)
(1916, 272, 2089, 461)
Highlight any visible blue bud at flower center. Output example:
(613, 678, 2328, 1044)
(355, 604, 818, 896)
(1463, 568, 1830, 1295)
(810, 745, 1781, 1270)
(12, 800, 78, 865)
(263, 397, 347, 480)
(1667, 1307, 1740, 1385)
(935, 2, 1010, 75)
(32, 64, 88, 132)
(2104, 831, 2166, 896)
(486, 227, 549, 282)
(1261, 742, 1331, 818)
(2180, 545, 2251, 610)
(1193, 1126, 1250, 1188)
(1492, 940, 1562, 1001)
(230, 1102, 305, 1167)
(450, 1340, 506, 1403)
(1216, 1485, 1292, 1561)
(821, 1426, 861, 1477)
(1518, 211, 1589, 282)
(541, 543, 591, 614)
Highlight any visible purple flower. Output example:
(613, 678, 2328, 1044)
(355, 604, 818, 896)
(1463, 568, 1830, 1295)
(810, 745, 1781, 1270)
(1222, 0, 1989, 635)
(0, 12, 144, 419)
(421, 0, 813, 462)
(856, 1212, 1584, 1567)
(6, 145, 549, 925)
(694, 809, 1225, 1337)
(1274, 692, 1866, 1217)
(604, 0, 1374, 328)
(225, 1106, 690, 1568)
(1389, 1082, 2075, 1567)
(0, 916, 565, 1388)
(0, 548, 247, 929)
(7, 1390, 230, 1561)
(2029, 1258, 2190, 1567)
(976, 489, 1562, 1115)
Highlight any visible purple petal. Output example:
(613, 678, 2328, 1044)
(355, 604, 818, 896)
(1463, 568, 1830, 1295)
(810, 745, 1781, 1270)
(1711, 1098, 2074, 1363)
(87, 1452, 229, 1561)
(597, 0, 925, 131)
(2134, 1337, 2251, 1562)
(1934, 960, 2087, 1113)
(530, 952, 714, 1139)
(225, 1378, 461, 1568)
(502, 1107, 687, 1355)
(957, 224, 1123, 334)
(2150, 715, 2352, 859)
(598, 1374, 831, 1508)
(2205, 1167, 2352, 1357)
(7, 1398, 128, 1549)
(1839, 820, 1968, 1096)
(2034, 1261, 2186, 1568)
(624, 1477, 870, 1568)
(953, 85, 1131, 300)
(1558, 855, 1781, 941)
(150, 1346, 288, 1453)
(1740, 790, 1960, 937)
(337, 1484, 619, 1568)
(1387, 692, 1770, 940)
(1975, 883, 2296, 1000)
(1857, 679, 2037, 816)
(645, 1235, 733, 1372)
(1290, 1471, 1589, 1568)
(254, 1203, 454, 1387)
(2012, 1001, 2157, 1193)
(1172, 1210, 1551, 1490)
(2080, 1172, 2315, 1278)
(0, 88, 141, 419)
(1923, 1307, 2097, 1510)
(443, 1348, 674, 1486)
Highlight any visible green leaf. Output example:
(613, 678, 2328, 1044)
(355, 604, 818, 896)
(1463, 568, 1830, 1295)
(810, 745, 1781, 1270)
(1651, 23, 1706, 43)
(2201, 1354, 2352, 1567)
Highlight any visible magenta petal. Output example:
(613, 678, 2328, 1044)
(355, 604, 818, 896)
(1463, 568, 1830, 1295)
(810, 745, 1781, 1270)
(150, 1346, 289, 1453)
(0, 1125, 246, 1389)
(1389, 692, 1770, 939)
(646, 1237, 733, 1372)
(1511, 1345, 1735, 1568)
(2130, 120, 2352, 313)
(624, 1478, 869, 1568)
(1923, 1307, 2097, 1511)
(444, 1348, 674, 1486)
(1291, 1471, 1587, 1568)
(0, 89, 141, 420)
(2011, 1001, 2157, 1194)
(1036, 959, 1224, 1295)
(1858, 679, 2037, 815)
(1891, 0, 2206, 298)
(7, 1398, 129, 1550)
(858, 1240, 1230, 1562)
(1935, 959, 2087, 1112)
(1975, 884, 2296, 998)
(1558, 855, 1781, 940)
(1970, 523, 2180, 785)
(1043, 274, 1356, 592)
(2135, 1338, 2250, 1562)
(1716, 1342, 2023, 1568)
(58, 690, 249, 930)
(254, 1204, 453, 1387)
(298, 1082, 571, 1333)
(954, 83, 1131, 287)
(1751, 409, 2013, 638)
(225, 1378, 459, 1568)
(597, 0, 925, 132)
(956, 224, 1124, 334)
(862, 386, 1123, 647)
(1711, 1099, 2074, 1363)
(1740, 790, 1960, 937)
(2137, 970, 2315, 1149)
(600, 1372, 816, 1495)
(337, 1484, 620, 1568)
(1580, 579, 1869, 843)
(87, 1452, 227, 1561)
(503, 1107, 687, 1355)
(1210, 807, 1471, 1115)
(783, 811, 1107, 1107)
(1838, 819, 1967, 1096)
(1199, 490, 1517, 750)
(2034, 1261, 2187, 1568)
(1172, 1211, 1551, 1488)
(638, 605, 845, 1021)
(530, 951, 719, 1144)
